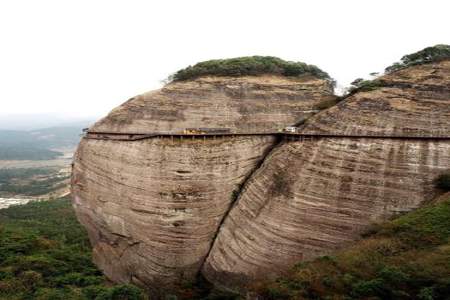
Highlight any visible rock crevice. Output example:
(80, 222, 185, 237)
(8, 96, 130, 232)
(198, 135, 284, 273)
(71, 74, 334, 289)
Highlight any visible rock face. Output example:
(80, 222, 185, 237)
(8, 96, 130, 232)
(202, 60, 450, 291)
(301, 60, 450, 137)
(202, 138, 450, 289)
(92, 75, 336, 134)
(72, 58, 450, 294)
(71, 75, 334, 290)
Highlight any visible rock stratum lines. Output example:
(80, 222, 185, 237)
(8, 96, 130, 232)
(72, 74, 335, 291)
(202, 138, 450, 290)
(72, 57, 450, 293)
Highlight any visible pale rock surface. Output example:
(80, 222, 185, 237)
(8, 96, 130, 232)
(301, 60, 450, 137)
(202, 61, 450, 290)
(91, 75, 336, 134)
(71, 75, 334, 290)
(203, 138, 450, 289)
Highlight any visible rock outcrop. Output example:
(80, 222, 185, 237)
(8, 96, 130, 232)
(92, 75, 336, 134)
(202, 60, 450, 290)
(301, 60, 450, 137)
(71, 74, 334, 291)
(72, 53, 450, 294)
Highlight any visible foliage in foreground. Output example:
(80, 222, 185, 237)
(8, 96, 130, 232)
(346, 78, 386, 95)
(169, 56, 332, 82)
(385, 44, 450, 73)
(2, 194, 449, 299)
(0, 198, 147, 300)
(250, 196, 450, 300)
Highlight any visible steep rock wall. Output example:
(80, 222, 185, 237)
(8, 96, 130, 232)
(71, 75, 334, 290)
(72, 135, 277, 287)
(92, 75, 336, 134)
(203, 138, 450, 289)
(301, 60, 450, 137)
(202, 61, 450, 290)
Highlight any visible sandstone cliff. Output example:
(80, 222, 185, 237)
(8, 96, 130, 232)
(92, 75, 336, 134)
(301, 60, 450, 137)
(71, 74, 334, 290)
(202, 60, 450, 290)
(72, 53, 450, 295)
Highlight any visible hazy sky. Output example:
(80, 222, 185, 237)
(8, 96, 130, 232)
(1, 0, 449, 119)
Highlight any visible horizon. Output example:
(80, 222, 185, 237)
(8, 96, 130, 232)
(1, 0, 450, 118)
(0, 113, 97, 131)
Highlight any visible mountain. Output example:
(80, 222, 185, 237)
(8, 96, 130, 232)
(203, 57, 450, 291)
(0, 114, 96, 131)
(70, 49, 450, 295)
(71, 57, 336, 294)
(0, 124, 91, 160)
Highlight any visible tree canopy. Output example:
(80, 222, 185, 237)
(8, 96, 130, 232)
(169, 56, 332, 82)
(385, 44, 450, 73)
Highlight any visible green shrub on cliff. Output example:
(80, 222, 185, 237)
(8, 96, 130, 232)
(385, 44, 450, 73)
(0, 198, 235, 300)
(250, 196, 450, 299)
(169, 56, 333, 82)
(0, 198, 147, 300)
(347, 78, 386, 95)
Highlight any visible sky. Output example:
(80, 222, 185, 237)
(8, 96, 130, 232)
(0, 0, 449, 119)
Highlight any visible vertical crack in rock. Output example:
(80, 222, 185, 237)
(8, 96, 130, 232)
(201, 59, 450, 291)
(199, 135, 284, 273)
(71, 74, 336, 290)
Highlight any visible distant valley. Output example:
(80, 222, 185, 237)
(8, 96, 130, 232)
(0, 121, 94, 208)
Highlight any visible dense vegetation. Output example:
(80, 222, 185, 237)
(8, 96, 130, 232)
(0, 198, 147, 300)
(0, 198, 237, 300)
(1, 194, 449, 299)
(386, 44, 450, 73)
(0, 146, 62, 161)
(169, 56, 332, 82)
(0, 176, 68, 197)
(251, 196, 450, 299)
(0, 168, 69, 197)
(0, 168, 54, 183)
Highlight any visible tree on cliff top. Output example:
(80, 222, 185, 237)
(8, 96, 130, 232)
(169, 56, 333, 82)
(386, 44, 450, 73)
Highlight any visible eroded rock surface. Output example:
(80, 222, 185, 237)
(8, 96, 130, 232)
(203, 138, 450, 289)
(92, 75, 336, 134)
(301, 60, 450, 137)
(202, 61, 450, 290)
(72, 136, 277, 286)
(71, 75, 334, 290)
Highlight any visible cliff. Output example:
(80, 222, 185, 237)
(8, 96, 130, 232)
(301, 60, 450, 137)
(91, 75, 336, 134)
(71, 73, 334, 291)
(71, 51, 450, 295)
(202, 60, 450, 290)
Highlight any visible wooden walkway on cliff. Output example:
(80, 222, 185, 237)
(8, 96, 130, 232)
(84, 131, 450, 141)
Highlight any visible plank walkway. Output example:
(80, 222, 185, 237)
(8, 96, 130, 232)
(84, 131, 450, 141)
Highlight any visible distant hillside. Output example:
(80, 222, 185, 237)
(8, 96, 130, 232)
(0, 114, 96, 131)
(0, 146, 62, 161)
(0, 126, 86, 160)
